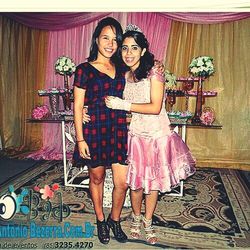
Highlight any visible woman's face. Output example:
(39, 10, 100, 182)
(121, 37, 145, 71)
(96, 25, 118, 59)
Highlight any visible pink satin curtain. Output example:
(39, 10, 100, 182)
(2, 13, 110, 30)
(29, 12, 172, 160)
(159, 12, 250, 24)
(28, 21, 100, 159)
(3, 12, 250, 29)
(125, 13, 171, 61)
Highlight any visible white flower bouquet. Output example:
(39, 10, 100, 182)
(165, 70, 177, 89)
(188, 56, 215, 78)
(55, 56, 76, 76)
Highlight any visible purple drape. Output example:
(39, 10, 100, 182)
(2, 12, 250, 31)
(2, 12, 110, 30)
(159, 12, 250, 24)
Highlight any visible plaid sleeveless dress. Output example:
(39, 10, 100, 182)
(73, 62, 128, 168)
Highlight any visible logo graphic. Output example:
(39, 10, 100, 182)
(0, 184, 94, 241)
(0, 183, 70, 222)
(0, 194, 16, 220)
(0, 185, 29, 220)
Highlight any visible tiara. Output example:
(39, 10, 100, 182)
(124, 24, 143, 33)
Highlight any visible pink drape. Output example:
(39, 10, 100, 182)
(125, 13, 171, 61)
(28, 12, 171, 160)
(3, 12, 250, 30)
(159, 12, 250, 24)
(28, 20, 101, 160)
(2, 12, 110, 30)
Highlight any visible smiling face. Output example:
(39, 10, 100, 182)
(121, 37, 146, 71)
(96, 25, 118, 59)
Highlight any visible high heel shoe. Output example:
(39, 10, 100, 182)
(107, 214, 128, 243)
(130, 212, 142, 239)
(142, 216, 157, 245)
(96, 219, 110, 244)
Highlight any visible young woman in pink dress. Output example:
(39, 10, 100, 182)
(105, 24, 196, 245)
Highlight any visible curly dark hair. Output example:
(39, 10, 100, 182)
(87, 17, 123, 65)
(120, 30, 154, 80)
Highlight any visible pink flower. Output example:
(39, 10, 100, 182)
(201, 109, 215, 125)
(33, 186, 40, 192)
(32, 105, 50, 119)
(40, 185, 54, 200)
(52, 183, 60, 191)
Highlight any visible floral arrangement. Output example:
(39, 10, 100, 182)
(55, 56, 76, 76)
(34, 183, 59, 200)
(200, 107, 215, 125)
(167, 110, 193, 124)
(188, 56, 215, 78)
(167, 110, 192, 119)
(31, 105, 50, 120)
(165, 70, 177, 89)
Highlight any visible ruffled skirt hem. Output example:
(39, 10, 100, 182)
(126, 131, 196, 194)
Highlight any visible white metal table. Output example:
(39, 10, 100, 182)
(28, 116, 222, 199)
(61, 116, 191, 197)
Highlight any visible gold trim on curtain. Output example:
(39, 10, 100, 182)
(0, 16, 48, 154)
(165, 18, 250, 169)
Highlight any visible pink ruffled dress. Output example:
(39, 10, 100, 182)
(123, 72, 196, 194)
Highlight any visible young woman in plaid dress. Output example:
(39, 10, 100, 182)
(73, 17, 128, 244)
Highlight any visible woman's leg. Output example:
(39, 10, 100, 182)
(88, 166, 106, 221)
(130, 188, 143, 216)
(143, 190, 158, 244)
(130, 188, 143, 238)
(110, 163, 128, 220)
(107, 163, 128, 243)
(144, 191, 158, 220)
(89, 166, 110, 244)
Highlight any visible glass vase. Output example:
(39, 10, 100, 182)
(63, 74, 72, 111)
(191, 77, 203, 123)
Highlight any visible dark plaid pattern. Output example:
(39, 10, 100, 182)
(73, 62, 128, 168)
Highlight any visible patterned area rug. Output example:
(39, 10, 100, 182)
(2, 162, 249, 249)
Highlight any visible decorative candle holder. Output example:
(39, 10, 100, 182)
(167, 94, 176, 112)
(63, 74, 72, 111)
(191, 77, 204, 123)
(49, 94, 60, 117)
(183, 80, 194, 91)
(183, 79, 194, 111)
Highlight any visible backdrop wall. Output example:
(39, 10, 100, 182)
(0, 12, 249, 169)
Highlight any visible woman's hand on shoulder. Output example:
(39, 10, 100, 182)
(149, 61, 165, 83)
(153, 60, 165, 74)
(151, 60, 165, 81)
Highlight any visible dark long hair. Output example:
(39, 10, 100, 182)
(87, 17, 123, 65)
(120, 30, 154, 80)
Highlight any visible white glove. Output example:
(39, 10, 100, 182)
(105, 96, 131, 111)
